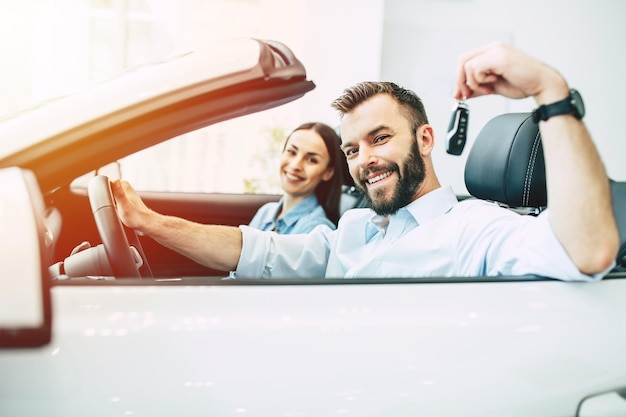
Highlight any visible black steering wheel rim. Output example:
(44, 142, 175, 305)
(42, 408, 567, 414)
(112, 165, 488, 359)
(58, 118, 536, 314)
(88, 175, 144, 278)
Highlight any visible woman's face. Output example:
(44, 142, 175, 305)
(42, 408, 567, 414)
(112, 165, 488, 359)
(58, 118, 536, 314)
(279, 129, 334, 199)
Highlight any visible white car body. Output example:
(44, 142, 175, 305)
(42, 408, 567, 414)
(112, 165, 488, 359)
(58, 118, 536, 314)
(2, 280, 624, 416)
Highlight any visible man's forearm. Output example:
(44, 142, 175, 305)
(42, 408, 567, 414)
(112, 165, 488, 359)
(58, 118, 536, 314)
(140, 212, 243, 272)
(540, 116, 619, 274)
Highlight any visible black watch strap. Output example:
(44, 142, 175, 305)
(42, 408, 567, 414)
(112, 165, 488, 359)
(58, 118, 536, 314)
(532, 89, 585, 123)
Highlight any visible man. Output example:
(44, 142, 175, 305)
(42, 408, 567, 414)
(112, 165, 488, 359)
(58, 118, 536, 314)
(112, 42, 619, 280)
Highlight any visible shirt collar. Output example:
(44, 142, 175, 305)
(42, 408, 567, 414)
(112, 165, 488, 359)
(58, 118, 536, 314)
(277, 194, 321, 228)
(365, 186, 458, 242)
(404, 185, 458, 224)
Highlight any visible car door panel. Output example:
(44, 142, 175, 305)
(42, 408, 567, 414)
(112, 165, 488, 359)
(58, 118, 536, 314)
(137, 191, 279, 277)
(2, 278, 626, 417)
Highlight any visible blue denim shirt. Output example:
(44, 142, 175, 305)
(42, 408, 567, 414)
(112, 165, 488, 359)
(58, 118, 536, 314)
(248, 194, 335, 234)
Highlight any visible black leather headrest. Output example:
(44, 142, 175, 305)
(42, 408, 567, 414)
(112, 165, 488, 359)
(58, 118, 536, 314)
(610, 180, 626, 269)
(465, 113, 546, 207)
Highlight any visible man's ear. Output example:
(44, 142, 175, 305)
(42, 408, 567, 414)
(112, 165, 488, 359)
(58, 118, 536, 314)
(418, 124, 435, 155)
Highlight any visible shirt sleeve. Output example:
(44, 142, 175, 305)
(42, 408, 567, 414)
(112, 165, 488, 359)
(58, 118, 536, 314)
(473, 207, 614, 281)
(235, 224, 335, 278)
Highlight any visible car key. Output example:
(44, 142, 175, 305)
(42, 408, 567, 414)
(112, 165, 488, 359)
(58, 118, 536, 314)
(446, 99, 469, 155)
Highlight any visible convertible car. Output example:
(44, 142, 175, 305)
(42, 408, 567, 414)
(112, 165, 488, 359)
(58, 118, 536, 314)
(0, 38, 625, 417)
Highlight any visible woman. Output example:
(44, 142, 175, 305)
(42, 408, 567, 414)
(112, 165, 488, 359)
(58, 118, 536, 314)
(248, 122, 345, 233)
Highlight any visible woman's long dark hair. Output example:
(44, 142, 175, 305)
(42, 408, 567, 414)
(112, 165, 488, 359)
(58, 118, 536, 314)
(285, 122, 345, 226)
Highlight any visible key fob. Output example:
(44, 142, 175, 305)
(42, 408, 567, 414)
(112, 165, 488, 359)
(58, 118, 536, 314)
(446, 100, 469, 155)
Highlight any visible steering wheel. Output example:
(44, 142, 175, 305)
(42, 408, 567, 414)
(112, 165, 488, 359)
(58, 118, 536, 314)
(87, 175, 152, 278)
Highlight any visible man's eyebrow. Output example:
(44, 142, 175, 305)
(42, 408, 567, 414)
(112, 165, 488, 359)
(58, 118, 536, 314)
(341, 125, 390, 150)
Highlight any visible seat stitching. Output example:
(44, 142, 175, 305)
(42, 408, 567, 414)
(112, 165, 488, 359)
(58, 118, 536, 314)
(523, 131, 541, 206)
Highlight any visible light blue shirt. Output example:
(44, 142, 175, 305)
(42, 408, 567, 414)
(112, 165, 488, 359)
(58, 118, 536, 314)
(236, 186, 607, 281)
(248, 194, 335, 234)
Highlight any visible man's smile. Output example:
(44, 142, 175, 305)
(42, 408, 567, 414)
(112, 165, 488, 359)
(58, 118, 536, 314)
(366, 170, 393, 185)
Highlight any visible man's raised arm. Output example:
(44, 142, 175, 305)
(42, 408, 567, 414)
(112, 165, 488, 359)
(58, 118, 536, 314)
(453, 42, 619, 275)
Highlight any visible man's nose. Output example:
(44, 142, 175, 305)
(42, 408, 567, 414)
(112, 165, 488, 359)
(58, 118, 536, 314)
(357, 145, 377, 168)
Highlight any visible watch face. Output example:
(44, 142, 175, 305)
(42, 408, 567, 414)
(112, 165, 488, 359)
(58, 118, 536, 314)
(570, 89, 585, 119)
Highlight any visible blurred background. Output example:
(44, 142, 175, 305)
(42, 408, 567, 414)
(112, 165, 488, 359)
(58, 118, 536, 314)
(2, 0, 625, 194)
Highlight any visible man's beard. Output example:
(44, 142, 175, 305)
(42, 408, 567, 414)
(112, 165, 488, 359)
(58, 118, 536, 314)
(358, 140, 425, 216)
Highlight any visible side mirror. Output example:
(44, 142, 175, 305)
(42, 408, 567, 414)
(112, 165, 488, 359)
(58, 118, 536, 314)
(0, 168, 52, 347)
(577, 386, 626, 417)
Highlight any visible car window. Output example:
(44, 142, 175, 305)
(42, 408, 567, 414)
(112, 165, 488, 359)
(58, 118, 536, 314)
(121, 109, 290, 194)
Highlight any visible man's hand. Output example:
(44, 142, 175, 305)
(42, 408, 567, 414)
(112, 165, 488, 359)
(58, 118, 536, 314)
(453, 42, 568, 106)
(110, 179, 153, 233)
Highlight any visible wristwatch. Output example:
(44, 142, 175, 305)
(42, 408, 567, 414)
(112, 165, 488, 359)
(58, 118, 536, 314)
(532, 88, 585, 122)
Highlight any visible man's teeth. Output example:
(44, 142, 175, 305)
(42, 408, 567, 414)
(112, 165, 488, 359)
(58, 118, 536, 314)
(367, 171, 392, 184)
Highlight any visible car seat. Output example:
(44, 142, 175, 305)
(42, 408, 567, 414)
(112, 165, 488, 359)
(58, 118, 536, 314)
(465, 112, 626, 271)
(465, 112, 546, 211)
(610, 180, 626, 270)
(340, 183, 366, 216)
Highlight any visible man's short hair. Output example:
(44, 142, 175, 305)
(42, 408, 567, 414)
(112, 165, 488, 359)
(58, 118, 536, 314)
(330, 82, 429, 131)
